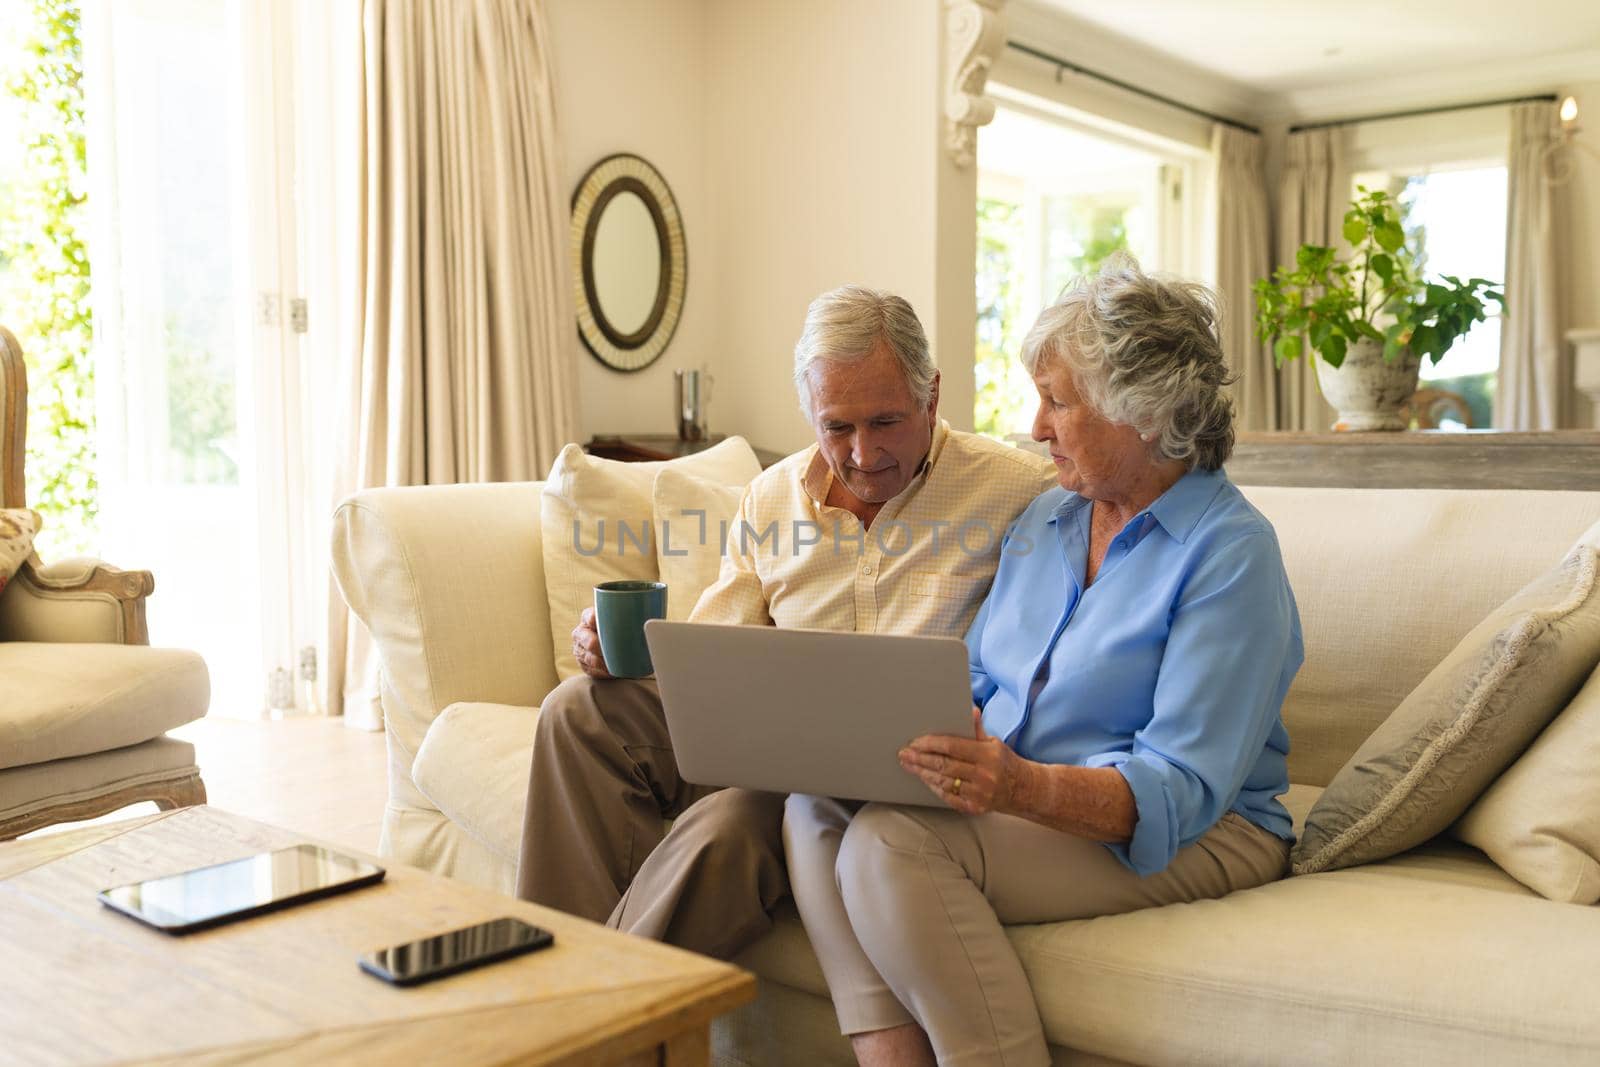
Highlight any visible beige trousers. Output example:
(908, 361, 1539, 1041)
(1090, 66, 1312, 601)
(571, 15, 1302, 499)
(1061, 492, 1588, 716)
(515, 675, 788, 959)
(784, 796, 1290, 1067)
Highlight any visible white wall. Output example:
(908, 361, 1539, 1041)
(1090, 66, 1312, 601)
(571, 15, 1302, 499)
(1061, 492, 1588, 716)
(547, 0, 973, 456)
(545, 0, 713, 441)
(702, 0, 955, 453)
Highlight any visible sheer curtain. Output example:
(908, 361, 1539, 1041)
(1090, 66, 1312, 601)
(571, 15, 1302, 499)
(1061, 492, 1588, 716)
(1213, 125, 1275, 431)
(1275, 129, 1343, 431)
(325, 0, 578, 725)
(83, 0, 262, 715)
(1495, 101, 1564, 430)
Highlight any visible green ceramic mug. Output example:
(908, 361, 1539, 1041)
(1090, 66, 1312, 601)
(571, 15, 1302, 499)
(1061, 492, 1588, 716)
(594, 580, 668, 678)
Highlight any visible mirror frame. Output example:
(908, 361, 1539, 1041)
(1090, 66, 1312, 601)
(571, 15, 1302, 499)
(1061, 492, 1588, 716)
(570, 154, 687, 373)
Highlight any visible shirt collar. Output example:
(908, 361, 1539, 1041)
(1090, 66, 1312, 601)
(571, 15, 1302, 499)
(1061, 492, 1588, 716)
(1048, 466, 1226, 544)
(801, 419, 948, 506)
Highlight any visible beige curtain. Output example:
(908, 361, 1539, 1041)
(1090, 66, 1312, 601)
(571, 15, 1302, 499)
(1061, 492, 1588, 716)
(327, 0, 578, 723)
(1495, 102, 1563, 430)
(1214, 125, 1275, 431)
(1275, 129, 1342, 431)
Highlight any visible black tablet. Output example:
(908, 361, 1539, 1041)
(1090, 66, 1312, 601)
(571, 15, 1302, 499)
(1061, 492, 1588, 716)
(97, 843, 386, 934)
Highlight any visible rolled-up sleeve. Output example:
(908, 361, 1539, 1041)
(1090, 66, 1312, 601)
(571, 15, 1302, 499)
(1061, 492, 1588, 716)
(1084, 531, 1300, 876)
(965, 586, 999, 709)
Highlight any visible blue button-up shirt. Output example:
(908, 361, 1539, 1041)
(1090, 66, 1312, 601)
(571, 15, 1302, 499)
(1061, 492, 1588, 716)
(968, 466, 1301, 876)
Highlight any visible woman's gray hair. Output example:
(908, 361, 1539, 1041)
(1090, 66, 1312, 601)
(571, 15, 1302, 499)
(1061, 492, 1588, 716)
(794, 285, 935, 418)
(1021, 255, 1236, 471)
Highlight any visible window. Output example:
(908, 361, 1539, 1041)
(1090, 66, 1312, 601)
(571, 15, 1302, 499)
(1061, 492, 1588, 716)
(975, 102, 1198, 439)
(1352, 165, 1507, 429)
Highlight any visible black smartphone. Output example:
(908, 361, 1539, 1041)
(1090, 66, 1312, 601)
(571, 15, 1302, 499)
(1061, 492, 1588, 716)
(98, 844, 386, 935)
(359, 916, 554, 986)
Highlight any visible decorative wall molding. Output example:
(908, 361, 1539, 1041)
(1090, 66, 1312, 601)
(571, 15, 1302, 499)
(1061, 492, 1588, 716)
(944, 0, 1007, 168)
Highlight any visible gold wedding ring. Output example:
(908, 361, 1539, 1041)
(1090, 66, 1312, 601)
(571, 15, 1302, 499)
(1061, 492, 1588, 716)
(952, 777, 962, 796)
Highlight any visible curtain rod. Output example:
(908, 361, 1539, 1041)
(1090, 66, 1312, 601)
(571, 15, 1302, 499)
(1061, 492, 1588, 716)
(1289, 94, 1558, 133)
(1005, 40, 1261, 135)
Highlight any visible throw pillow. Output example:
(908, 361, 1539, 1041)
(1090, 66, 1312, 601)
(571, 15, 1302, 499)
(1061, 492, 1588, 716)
(1292, 520, 1600, 876)
(1452, 660, 1600, 903)
(540, 438, 762, 679)
(0, 508, 41, 597)
(652, 468, 751, 622)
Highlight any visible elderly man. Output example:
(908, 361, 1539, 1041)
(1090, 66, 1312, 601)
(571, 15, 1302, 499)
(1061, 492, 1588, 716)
(515, 285, 1054, 960)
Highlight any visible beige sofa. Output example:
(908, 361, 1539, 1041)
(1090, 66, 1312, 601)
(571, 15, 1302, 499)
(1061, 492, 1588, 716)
(331, 458, 1600, 1065)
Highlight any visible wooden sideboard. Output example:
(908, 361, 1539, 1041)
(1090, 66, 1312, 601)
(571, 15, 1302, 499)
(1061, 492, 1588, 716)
(587, 433, 787, 469)
(1227, 431, 1600, 491)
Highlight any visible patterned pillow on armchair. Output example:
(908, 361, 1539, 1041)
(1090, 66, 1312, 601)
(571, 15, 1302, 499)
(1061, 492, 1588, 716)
(0, 508, 41, 596)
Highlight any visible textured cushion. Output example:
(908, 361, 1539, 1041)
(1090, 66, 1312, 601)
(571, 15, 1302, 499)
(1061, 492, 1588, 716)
(0, 736, 197, 818)
(1238, 487, 1600, 787)
(540, 438, 761, 678)
(652, 468, 750, 622)
(1454, 660, 1600, 903)
(413, 701, 539, 864)
(1293, 521, 1600, 876)
(0, 508, 40, 596)
(0, 643, 210, 770)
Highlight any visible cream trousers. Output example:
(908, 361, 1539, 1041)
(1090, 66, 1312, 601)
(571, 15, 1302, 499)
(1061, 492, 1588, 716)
(783, 796, 1290, 1067)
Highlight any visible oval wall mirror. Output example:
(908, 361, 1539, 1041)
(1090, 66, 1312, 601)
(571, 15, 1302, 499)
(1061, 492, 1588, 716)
(570, 154, 687, 372)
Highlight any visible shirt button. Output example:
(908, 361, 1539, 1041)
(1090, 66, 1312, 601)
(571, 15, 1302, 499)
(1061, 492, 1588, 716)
(861, 563, 874, 575)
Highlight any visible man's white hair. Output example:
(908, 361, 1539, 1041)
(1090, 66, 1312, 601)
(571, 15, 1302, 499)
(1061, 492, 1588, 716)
(793, 285, 934, 418)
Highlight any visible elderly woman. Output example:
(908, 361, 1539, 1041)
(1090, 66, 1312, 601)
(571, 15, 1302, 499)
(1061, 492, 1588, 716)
(783, 259, 1303, 1067)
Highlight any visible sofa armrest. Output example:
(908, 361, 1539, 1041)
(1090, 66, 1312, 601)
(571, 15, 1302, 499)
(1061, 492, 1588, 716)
(330, 481, 560, 761)
(0, 556, 154, 645)
(413, 701, 540, 865)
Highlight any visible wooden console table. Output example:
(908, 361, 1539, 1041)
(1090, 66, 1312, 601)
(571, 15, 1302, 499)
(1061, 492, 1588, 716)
(587, 433, 786, 469)
(1228, 431, 1600, 491)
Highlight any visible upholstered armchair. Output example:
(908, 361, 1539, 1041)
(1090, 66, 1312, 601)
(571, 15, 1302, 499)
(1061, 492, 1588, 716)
(0, 325, 211, 839)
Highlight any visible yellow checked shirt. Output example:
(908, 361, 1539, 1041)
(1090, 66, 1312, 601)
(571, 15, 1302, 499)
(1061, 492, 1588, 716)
(688, 421, 1057, 638)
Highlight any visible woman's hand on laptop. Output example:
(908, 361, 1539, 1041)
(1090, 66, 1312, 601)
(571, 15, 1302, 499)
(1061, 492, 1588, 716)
(573, 608, 613, 679)
(898, 706, 1021, 816)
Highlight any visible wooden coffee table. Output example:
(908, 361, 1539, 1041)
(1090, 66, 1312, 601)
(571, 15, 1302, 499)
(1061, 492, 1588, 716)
(0, 807, 755, 1065)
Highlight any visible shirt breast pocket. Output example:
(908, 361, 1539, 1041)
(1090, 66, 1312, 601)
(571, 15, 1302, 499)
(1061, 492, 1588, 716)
(909, 571, 988, 602)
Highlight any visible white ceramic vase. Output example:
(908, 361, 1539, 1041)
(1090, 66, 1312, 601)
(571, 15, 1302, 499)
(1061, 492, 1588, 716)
(1313, 338, 1421, 432)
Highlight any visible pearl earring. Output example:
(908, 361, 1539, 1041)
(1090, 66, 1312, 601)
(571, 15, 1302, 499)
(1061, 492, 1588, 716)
(1139, 432, 1152, 442)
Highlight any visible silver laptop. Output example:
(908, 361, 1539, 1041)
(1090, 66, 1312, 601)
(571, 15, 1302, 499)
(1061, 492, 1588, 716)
(644, 620, 975, 807)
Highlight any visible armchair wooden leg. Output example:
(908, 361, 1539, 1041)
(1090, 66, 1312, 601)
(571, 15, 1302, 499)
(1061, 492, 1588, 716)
(152, 773, 208, 811)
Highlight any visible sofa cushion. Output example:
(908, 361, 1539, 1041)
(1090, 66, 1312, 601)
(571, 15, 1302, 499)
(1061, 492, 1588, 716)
(1293, 522, 1600, 876)
(1239, 487, 1600, 787)
(1454, 659, 1600, 903)
(0, 643, 209, 770)
(0, 508, 40, 596)
(540, 438, 762, 679)
(652, 468, 749, 621)
(413, 701, 539, 864)
(741, 840, 1600, 1065)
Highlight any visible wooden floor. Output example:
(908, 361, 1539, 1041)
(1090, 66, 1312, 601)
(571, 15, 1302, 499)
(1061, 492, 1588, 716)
(21, 717, 389, 855)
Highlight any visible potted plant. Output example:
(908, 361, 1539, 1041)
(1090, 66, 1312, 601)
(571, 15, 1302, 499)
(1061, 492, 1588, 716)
(1253, 186, 1504, 430)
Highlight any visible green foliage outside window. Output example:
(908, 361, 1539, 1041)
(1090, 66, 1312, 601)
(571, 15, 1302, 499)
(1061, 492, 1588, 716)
(0, 0, 94, 557)
(1044, 197, 1131, 291)
(974, 197, 1025, 439)
(974, 195, 1132, 439)
(166, 319, 239, 485)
